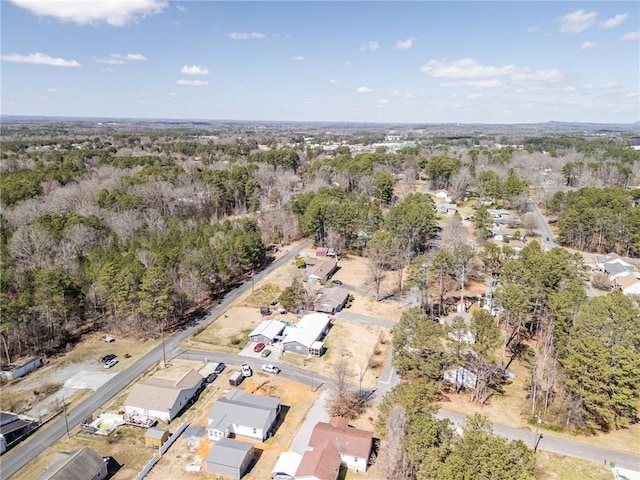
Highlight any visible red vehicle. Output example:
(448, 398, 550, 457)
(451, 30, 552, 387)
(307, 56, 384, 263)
(254, 342, 266, 353)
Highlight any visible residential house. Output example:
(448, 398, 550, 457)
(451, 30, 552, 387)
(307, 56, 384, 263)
(124, 369, 203, 422)
(271, 452, 302, 480)
(308, 417, 374, 472)
(205, 438, 254, 480)
(248, 319, 286, 345)
(436, 203, 458, 216)
(207, 390, 281, 442)
(314, 287, 349, 314)
(282, 313, 331, 357)
(35, 447, 108, 480)
(435, 190, 451, 202)
(0, 411, 36, 454)
(615, 273, 640, 296)
(295, 439, 342, 480)
(444, 366, 478, 390)
(306, 258, 338, 285)
(604, 261, 635, 281)
(488, 209, 511, 218)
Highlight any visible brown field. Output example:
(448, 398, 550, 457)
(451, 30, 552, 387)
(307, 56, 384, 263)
(535, 452, 613, 479)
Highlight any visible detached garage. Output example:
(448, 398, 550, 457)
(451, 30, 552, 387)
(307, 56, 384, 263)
(248, 319, 286, 345)
(206, 438, 254, 479)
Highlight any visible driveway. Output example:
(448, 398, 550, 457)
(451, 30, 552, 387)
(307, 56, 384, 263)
(289, 389, 331, 455)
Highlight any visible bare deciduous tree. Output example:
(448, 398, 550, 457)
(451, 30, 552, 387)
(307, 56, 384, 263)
(378, 404, 413, 480)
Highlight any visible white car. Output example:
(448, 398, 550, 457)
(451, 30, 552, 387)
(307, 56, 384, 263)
(241, 364, 253, 377)
(261, 364, 280, 374)
(104, 358, 118, 369)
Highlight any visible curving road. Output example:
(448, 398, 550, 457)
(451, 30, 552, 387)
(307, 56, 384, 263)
(0, 240, 312, 480)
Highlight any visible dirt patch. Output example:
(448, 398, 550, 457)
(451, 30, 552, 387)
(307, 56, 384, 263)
(333, 255, 400, 296)
(190, 307, 264, 351)
(346, 294, 405, 323)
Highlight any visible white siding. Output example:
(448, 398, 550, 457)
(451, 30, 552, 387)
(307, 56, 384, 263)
(125, 406, 171, 423)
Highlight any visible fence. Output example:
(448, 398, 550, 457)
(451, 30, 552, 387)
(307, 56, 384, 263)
(133, 421, 189, 480)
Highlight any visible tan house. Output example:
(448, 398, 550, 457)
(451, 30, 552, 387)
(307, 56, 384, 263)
(306, 258, 338, 284)
(36, 447, 108, 480)
(124, 369, 203, 423)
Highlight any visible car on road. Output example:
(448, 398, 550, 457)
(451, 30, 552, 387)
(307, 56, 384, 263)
(331, 279, 343, 285)
(241, 364, 253, 377)
(254, 342, 266, 353)
(261, 349, 271, 358)
(261, 364, 280, 374)
(213, 362, 226, 374)
(104, 358, 118, 369)
(205, 373, 218, 384)
(101, 354, 116, 364)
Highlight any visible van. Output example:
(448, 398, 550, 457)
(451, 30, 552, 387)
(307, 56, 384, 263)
(229, 371, 244, 386)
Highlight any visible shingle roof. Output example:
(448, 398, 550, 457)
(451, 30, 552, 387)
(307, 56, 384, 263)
(206, 438, 253, 468)
(308, 417, 373, 460)
(307, 259, 337, 279)
(35, 447, 105, 480)
(145, 427, 168, 440)
(124, 369, 202, 412)
(208, 390, 280, 433)
(295, 439, 341, 480)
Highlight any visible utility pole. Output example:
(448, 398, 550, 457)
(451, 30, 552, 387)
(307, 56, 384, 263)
(533, 414, 543, 452)
(62, 396, 70, 438)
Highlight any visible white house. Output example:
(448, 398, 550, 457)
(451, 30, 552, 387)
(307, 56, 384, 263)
(282, 313, 331, 357)
(248, 319, 286, 345)
(207, 390, 281, 442)
(616, 273, 640, 296)
(308, 417, 373, 472)
(124, 369, 203, 422)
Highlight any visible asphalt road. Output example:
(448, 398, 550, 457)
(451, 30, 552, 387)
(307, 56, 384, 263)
(0, 240, 312, 480)
(528, 198, 558, 250)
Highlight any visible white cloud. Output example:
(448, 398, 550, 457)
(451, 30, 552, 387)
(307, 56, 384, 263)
(176, 79, 209, 86)
(1, 52, 80, 67)
(559, 10, 598, 34)
(583, 81, 620, 90)
(395, 38, 415, 50)
(292, 56, 304, 61)
(181, 65, 209, 75)
(329, 79, 338, 84)
(93, 53, 147, 65)
(599, 13, 627, 29)
(11, 0, 167, 26)
(228, 32, 266, 40)
(356, 86, 372, 93)
(468, 93, 482, 99)
(378, 99, 389, 105)
(169, 92, 177, 96)
(360, 41, 379, 52)
(620, 31, 640, 41)
(421, 58, 563, 84)
(581, 41, 596, 50)
(442, 79, 506, 89)
(527, 26, 540, 33)
(175, 4, 186, 13)
(390, 90, 415, 98)
(47, 87, 58, 92)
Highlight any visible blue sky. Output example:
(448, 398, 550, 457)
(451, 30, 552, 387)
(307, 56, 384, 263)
(1, 1, 638, 124)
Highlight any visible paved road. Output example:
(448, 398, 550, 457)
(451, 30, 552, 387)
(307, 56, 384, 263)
(528, 198, 558, 250)
(0, 239, 312, 480)
(335, 310, 395, 329)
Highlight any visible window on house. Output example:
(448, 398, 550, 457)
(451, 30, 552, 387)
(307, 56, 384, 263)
(253, 428, 257, 434)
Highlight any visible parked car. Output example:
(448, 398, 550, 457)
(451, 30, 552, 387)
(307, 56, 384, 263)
(213, 362, 226, 374)
(261, 364, 280, 374)
(277, 306, 287, 314)
(205, 373, 218, 384)
(261, 349, 272, 358)
(270, 297, 279, 306)
(331, 279, 343, 285)
(102, 335, 116, 343)
(101, 353, 117, 364)
(254, 342, 266, 353)
(104, 358, 118, 369)
(241, 364, 253, 377)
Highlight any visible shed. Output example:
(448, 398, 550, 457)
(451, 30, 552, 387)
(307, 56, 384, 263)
(206, 437, 254, 480)
(144, 427, 169, 448)
(0, 356, 44, 381)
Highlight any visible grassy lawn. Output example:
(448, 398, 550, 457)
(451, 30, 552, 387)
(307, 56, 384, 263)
(535, 451, 613, 479)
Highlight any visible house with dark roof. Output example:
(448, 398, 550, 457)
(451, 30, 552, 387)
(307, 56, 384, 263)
(124, 369, 203, 422)
(35, 447, 107, 480)
(295, 439, 341, 480)
(205, 438, 254, 480)
(207, 390, 281, 442)
(308, 417, 374, 472)
(306, 258, 338, 285)
(0, 411, 36, 454)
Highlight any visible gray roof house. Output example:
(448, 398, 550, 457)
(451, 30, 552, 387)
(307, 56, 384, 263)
(604, 261, 635, 280)
(314, 287, 349, 314)
(36, 447, 108, 480)
(306, 258, 338, 285)
(206, 437, 254, 480)
(248, 319, 286, 345)
(282, 313, 331, 357)
(207, 390, 281, 442)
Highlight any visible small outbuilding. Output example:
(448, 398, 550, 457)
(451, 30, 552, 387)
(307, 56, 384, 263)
(205, 437, 254, 480)
(0, 356, 44, 381)
(144, 427, 169, 448)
